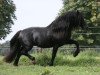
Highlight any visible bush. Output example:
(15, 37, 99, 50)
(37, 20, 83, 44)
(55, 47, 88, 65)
(41, 69, 53, 75)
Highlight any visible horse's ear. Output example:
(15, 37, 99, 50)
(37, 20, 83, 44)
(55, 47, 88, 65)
(77, 10, 79, 15)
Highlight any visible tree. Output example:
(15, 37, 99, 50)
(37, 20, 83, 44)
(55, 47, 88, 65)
(0, 0, 16, 40)
(60, 0, 100, 46)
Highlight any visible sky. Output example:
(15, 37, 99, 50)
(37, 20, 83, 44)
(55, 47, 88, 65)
(0, 0, 63, 43)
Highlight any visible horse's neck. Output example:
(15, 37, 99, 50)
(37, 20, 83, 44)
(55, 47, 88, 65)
(46, 22, 74, 38)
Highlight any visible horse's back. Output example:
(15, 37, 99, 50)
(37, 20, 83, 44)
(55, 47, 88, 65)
(18, 27, 48, 47)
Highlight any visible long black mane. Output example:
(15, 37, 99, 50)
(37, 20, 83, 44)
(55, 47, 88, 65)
(47, 11, 83, 32)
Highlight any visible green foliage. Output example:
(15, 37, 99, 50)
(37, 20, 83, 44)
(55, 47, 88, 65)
(0, 56, 3, 65)
(17, 50, 100, 67)
(35, 53, 51, 66)
(0, 0, 16, 39)
(60, 0, 100, 46)
(41, 68, 53, 75)
(0, 50, 100, 75)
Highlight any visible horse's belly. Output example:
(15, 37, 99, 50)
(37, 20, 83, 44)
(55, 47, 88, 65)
(37, 43, 53, 48)
(37, 40, 54, 48)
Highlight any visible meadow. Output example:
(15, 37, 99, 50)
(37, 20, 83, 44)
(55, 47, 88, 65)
(0, 49, 100, 75)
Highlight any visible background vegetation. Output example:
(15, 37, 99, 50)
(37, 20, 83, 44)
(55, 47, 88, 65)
(0, 49, 100, 75)
(60, 0, 100, 46)
(0, 0, 16, 40)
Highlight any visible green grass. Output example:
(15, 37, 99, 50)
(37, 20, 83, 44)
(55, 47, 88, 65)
(0, 65, 100, 75)
(0, 50, 100, 75)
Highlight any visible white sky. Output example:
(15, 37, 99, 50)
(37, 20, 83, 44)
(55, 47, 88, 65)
(0, 0, 63, 43)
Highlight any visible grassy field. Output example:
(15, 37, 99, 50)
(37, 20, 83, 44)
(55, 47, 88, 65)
(0, 50, 100, 75)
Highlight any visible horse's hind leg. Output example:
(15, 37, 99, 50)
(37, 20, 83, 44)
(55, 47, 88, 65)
(13, 47, 23, 66)
(67, 39, 80, 57)
(13, 46, 36, 66)
(21, 50, 36, 64)
(13, 52, 21, 66)
(20, 45, 36, 64)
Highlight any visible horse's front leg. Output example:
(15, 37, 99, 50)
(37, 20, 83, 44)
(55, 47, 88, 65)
(49, 46, 58, 66)
(67, 39, 80, 57)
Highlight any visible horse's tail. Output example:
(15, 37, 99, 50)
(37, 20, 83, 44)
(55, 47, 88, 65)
(4, 30, 21, 63)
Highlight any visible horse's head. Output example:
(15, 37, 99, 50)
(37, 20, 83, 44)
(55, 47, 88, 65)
(76, 10, 87, 29)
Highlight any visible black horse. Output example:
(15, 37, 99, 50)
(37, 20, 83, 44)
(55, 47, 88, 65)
(4, 10, 86, 66)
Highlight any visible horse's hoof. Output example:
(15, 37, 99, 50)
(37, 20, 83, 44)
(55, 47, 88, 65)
(49, 64, 53, 66)
(32, 60, 36, 65)
(73, 53, 77, 57)
(48, 63, 53, 66)
(73, 52, 79, 57)
(13, 64, 18, 66)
